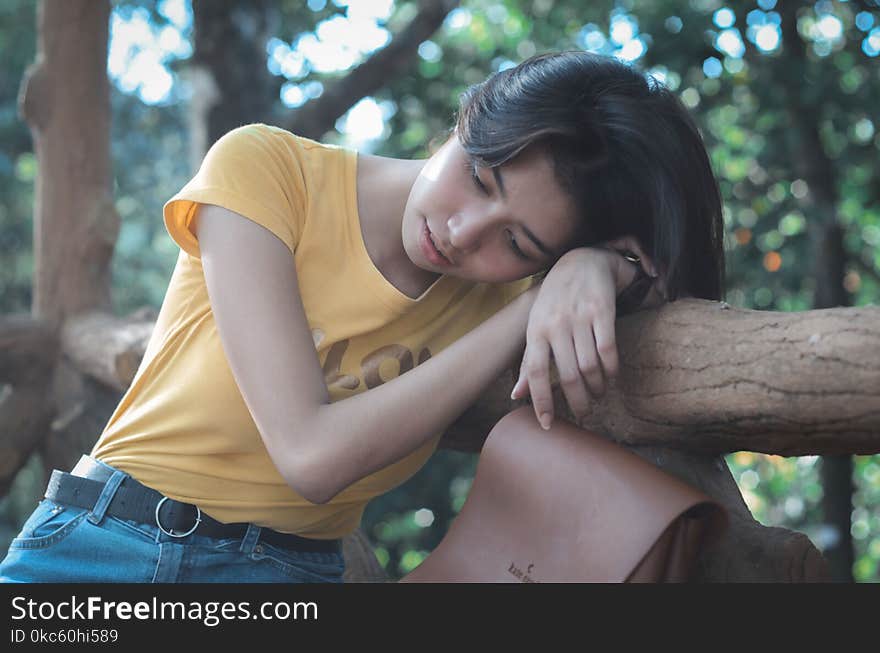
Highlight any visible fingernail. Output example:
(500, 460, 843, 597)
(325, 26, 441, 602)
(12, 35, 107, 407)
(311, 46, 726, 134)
(539, 413, 552, 430)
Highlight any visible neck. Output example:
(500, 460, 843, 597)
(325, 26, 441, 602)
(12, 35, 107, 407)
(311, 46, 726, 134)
(356, 153, 439, 297)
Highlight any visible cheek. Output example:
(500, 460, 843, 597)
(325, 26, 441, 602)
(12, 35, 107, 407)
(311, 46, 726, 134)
(422, 170, 469, 214)
(470, 247, 535, 282)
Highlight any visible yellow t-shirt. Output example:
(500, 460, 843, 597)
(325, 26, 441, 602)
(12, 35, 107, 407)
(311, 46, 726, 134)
(92, 123, 532, 538)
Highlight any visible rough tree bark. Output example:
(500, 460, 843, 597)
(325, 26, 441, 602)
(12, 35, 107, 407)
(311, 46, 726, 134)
(18, 0, 117, 325)
(575, 300, 880, 456)
(15, 0, 119, 477)
(0, 315, 56, 495)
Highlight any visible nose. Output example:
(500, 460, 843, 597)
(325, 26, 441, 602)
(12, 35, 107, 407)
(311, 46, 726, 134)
(446, 212, 490, 252)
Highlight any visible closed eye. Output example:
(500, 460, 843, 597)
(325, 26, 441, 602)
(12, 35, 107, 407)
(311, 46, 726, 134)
(466, 158, 489, 195)
(506, 229, 529, 260)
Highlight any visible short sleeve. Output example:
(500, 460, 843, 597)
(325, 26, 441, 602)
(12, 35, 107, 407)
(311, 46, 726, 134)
(163, 123, 307, 259)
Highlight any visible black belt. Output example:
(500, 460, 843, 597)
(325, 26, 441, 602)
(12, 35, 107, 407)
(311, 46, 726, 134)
(45, 467, 341, 554)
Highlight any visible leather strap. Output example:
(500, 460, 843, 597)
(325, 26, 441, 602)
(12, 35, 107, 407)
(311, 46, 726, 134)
(47, 462, 340, 553)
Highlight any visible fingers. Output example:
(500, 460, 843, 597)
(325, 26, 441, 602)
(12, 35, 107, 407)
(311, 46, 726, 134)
(572, 325, 605, 399)
(514, 325, 616, 424)
(551, 332, 594, 420)
(510, 370, 530, 400)
(519, 338, 554, 430)
(511, 375, 524, 400)
(592, 311, 619, 380)
(513, 248, 628, 427)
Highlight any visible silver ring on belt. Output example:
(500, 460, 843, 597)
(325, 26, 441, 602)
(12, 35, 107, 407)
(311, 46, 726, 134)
(155, 496, 202, 538)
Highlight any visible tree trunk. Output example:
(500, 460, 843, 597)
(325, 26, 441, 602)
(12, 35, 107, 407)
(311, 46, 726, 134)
(187, 0, 279, 170)
(628, 446, 829, 581)
(16, 0, 117, 479)
(779, 1, 855, 582)
(813, 223, 855, 582)
(18, 0, 116, 326)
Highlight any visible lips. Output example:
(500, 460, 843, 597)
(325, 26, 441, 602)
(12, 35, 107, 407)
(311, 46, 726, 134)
(422, 220, 454, 266)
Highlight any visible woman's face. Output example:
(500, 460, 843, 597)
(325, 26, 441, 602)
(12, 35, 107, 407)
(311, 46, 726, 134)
(402, 135, 580, 284)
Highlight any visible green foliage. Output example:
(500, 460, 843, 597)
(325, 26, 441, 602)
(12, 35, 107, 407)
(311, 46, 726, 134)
(108, 89, 190, 313)
(362, 450, 477, 579)
(0, 0, 37, 314)
(1, 0, 878, 581)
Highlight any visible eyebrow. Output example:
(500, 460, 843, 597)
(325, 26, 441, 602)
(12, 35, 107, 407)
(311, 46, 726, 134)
(493, 167, 555, 260)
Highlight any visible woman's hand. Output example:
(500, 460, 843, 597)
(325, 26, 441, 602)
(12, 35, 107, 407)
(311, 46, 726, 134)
(510, 237, 661, 430)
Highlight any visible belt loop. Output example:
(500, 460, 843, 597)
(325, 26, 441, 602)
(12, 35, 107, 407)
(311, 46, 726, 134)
(239, 524, 262, 554)
(87, 470, 127, 526)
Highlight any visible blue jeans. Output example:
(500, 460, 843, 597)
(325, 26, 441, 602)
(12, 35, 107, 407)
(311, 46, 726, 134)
(0, 463, 345, 583)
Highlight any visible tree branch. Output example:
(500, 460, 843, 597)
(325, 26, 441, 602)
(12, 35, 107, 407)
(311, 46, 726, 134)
(60, 309, 157, 391)
(0, 382, 54, 494)
(283, 0, 459, 139)
(442, 299, 880, 456)
(0, 314, 58, 385)
(575, 299, 880, 455)
(12, 300, 880, 458)
(0, 314, 58, 492)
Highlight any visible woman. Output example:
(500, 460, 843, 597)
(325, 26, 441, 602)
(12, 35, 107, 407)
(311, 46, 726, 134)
(0, 51, 723, 583)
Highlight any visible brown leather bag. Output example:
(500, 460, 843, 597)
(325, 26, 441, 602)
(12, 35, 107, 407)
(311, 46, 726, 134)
(402, 407, 728, 583)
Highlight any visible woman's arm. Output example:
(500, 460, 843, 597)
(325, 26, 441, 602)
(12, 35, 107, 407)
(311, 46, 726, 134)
(197, 204, 538, 504)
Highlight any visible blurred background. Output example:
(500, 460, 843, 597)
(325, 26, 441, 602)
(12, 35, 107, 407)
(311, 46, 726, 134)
(0, 0, 878, 581)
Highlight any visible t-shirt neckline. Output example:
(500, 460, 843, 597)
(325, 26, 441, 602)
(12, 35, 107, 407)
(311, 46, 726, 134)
(344, 148, 456, 311)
